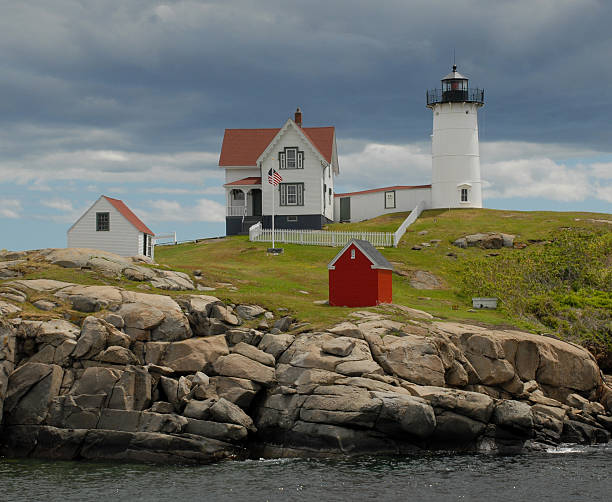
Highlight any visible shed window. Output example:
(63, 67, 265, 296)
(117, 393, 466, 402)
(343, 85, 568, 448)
(350, 249, 355, 259)
(280, 183, 304, 206)
(96, 212, 109, 231)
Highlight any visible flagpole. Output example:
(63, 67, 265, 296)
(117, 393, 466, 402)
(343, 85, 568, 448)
(272, 172, 275, 249)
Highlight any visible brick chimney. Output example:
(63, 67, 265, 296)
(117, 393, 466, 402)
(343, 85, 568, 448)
(294, 107, 302, 127)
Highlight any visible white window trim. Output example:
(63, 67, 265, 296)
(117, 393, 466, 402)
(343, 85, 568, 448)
(279, 183, 304, 206)
(384, 190, 396, 209)
(279, 147, 304, 170)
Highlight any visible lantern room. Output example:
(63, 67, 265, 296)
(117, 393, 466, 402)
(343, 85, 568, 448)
(441, 64, 468, 102)
(426, 64, 484, 106)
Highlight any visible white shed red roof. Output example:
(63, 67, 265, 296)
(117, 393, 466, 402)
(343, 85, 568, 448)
(103, 196, 154, 235)
(219, 126, 335, 166)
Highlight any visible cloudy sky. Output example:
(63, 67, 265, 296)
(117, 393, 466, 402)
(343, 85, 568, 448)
(1, 0, 610, 250)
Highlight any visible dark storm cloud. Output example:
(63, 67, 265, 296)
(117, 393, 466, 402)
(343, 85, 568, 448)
(1, 0, 612, 159)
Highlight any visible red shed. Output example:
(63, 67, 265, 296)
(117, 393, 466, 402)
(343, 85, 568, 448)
(328, 239, 393, 307)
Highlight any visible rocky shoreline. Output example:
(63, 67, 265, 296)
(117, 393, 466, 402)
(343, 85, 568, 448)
(1, 250, 611, 464)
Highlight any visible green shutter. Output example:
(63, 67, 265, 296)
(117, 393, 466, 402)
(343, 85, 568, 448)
(297, 184, 303, 206)
(280, 184, 287, 206)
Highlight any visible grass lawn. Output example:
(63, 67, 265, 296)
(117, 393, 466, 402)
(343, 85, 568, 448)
(155, 208, 611, 331)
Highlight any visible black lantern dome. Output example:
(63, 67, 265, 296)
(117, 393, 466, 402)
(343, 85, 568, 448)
(427, 65, 484, 107)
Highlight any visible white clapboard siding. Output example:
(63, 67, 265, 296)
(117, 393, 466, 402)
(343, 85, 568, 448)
(249, 222, 393, 247)
(333, 187, 432, 223)
(67, 197, 141, 256)
(225, 168, 260, 184)
(261, 126, 324, 217)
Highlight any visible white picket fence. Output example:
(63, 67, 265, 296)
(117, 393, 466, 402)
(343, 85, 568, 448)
(393, 200, 426, 246)
(249, 222, 394, 247)
(248, 199, 427, 248)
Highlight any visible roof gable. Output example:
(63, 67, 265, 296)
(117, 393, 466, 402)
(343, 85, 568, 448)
(219, 122, 335, 167)
(328, 239, 393, 270)
(103, 196, 154, 235)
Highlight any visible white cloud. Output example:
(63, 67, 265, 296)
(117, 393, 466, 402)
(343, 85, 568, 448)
(140, 186, 224, 195)
(0, 199, 22, 219)
(0, 150, 222, 186)
(41, 198, 74, 212)
(139, 198, 226, 223)
(37, 198, 88, 223)
(588, 162, 612, 180)
(594, 184, 612, 203)
(337, 141, 431, 192)
(337, 139, 611, 206)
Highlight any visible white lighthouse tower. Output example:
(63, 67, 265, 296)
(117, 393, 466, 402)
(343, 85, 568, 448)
(427, 65, 484, 208)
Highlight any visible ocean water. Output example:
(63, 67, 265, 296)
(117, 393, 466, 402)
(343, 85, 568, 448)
(1, 445, 610, 502)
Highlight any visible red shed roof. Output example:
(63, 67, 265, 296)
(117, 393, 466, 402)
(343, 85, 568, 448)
(224, 177, 262, 186)
(103, 196, 154, 236)
(219, 126, 335, 166)
(328, 239, 393, 271)
(335, 185, 431, 197)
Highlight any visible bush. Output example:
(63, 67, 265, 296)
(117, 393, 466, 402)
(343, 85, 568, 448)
(460, 227, 612, 369)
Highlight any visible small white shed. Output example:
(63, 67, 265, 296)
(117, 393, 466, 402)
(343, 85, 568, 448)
(67, 195, 155, 259)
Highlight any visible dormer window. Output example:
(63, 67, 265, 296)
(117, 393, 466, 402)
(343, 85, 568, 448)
(279, 147, 304, 169)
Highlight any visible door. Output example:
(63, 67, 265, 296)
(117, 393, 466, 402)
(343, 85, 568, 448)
(252, 189, 262, 216)
(340, 197, 351, 222)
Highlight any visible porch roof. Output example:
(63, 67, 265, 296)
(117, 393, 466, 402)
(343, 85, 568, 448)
(224, 177, 262, 187)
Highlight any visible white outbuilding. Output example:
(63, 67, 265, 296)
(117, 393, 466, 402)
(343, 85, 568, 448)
(67, 195, 155, 259)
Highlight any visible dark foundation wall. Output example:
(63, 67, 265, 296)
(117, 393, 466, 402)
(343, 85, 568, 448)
(225, 215, 332, 236)
(226, 216, 263, 236)
(262, 214, 331, 230)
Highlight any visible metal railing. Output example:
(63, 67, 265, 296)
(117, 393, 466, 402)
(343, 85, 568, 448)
(393, 200, 426, 247)
(249, 222, 394, 247)
(426, 88, 484, 105)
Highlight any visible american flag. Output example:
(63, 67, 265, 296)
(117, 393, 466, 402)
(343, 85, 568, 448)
(268, 168, 282, 186)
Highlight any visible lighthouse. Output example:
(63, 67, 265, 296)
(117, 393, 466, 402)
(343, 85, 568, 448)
(427, 65, 484, 209)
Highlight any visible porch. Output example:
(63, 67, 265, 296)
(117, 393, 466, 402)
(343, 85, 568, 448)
(224, 177, 263, 217)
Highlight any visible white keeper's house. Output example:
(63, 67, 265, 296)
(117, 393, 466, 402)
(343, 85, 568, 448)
(219, 64, 484, 233)
(67, 195, 155, 259)
(219, 108, 339, 235)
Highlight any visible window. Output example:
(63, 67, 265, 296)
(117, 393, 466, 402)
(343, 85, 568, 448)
(96, 212, 109, 231)
(350, 249, 355, 259)
(279, 183, 304, 206)
(461, 188, 469, 202)
(232, 190, 245, 202)
(287, 216, 298, 222)
(328, 187, 332, 206)
(279, 147, 304, 169)
(385, 190, 396, 209)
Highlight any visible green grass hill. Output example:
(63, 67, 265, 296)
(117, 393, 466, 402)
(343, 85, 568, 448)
(3, 208, 610, 369)
(154, 208, 611, 369)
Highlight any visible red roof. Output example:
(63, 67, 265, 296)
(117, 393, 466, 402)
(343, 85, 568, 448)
(103, 196, 154, 236)
(224, 177, 262, 186)
(219, 126, 335, 166)
(335, 185, 432, 197)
